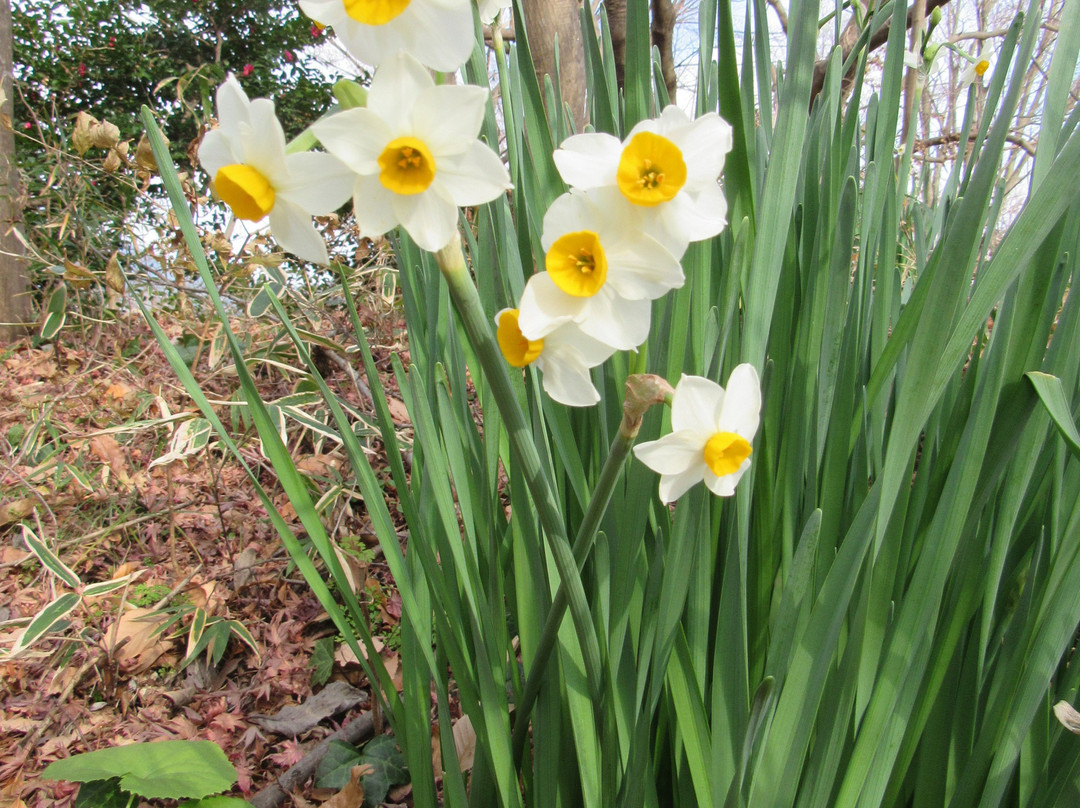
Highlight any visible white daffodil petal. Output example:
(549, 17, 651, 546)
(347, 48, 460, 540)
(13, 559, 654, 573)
(717, 363, 762, 438)
(670, 375, 725, 435)
(215, 76, 250, 140)
(553, 133, 622, 189)
(477, 0, 510, 23)
(659, 466, 706, 504)
(576, 292, 651, 351)
(518, 273, 579, 338)
(269, 202, 329, 265)
(536, 351, 601, 407)
(436, 141, 511, 206)
(400, 1, 477, 72)
(340, 19, 406, 70)
(392, 186, 458, 252)
(539, 190, 591, 252)
(240, 100, 288, 179)
(412, 85, 489, 155)
(197, 130, 237, 177)
(704, 461, 751, 497)
(669, 112, 732, 187)
(278, 152, 354, 214)
(352, 174, 401, 238)
(544, 325, 615, 367)
(660, 184, 728, 243)
(312, 109, 391, 174)
(604, 237, 684, 300)
(634, 431, 704, 475)
(369, 52, 436, 131)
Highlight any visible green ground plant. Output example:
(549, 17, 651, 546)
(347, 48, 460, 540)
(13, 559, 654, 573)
(129, 0, 1080, 805)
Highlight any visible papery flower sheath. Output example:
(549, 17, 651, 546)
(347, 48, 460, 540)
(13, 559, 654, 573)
(198, 76, 353, 264)
(553, 105, 733, 248)
(516, 187, 684, 352)
(312, 51, 512, 252)
(634, 365, 761, 503)
(298, 0, 475, 72)
(496, 308, 615, 407)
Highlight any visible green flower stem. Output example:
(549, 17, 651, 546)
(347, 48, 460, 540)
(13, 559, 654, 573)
(434, 234, 605, 703)
(511, 425, 636, 763)
(492, 22, 521, 181)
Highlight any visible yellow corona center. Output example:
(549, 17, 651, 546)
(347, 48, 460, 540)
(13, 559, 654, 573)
(975, 59, 990, 76)
(214, 164, 276, 221)
(496, 309, 544, 367)
(378, 136, 436, 195)
(616, 131, 687, 207)
(342, 0, 411, 25)
(546, 231, 608, 298)
(703, 431, 752, 477)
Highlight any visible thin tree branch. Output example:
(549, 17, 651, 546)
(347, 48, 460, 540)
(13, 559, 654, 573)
(810, 0, 954, 105)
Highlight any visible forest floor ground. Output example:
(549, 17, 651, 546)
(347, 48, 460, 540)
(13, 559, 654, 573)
(0, 294, 423, 808)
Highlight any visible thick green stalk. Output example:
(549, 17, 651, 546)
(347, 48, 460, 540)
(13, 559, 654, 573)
(434, 234, 604, 702)
(510, 374, 671, 762)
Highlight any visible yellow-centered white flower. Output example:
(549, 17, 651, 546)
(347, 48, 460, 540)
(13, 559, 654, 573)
(960, 54, 992, 88)
(312, 52, 511, 252)
(496, 308, 615, 407)
(634, 365, 761, 503)
(298, 0, 475, 72)
(198, 76, 353, 265)
(553, 106, 733, 248)
(517, 187, 684, 351)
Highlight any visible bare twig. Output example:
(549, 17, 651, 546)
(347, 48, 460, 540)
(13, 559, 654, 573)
(248, 713, 377, 808)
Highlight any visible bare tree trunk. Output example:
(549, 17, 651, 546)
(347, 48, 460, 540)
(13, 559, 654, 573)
(0, 0, 29, 342)
(651, 0, 677, 102)
(605, 0, 677, 103)
(521, 0, 589, 130)
(607, 0, 627, 93)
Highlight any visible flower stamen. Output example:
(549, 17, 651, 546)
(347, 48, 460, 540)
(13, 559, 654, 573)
(617, 132, 687, 207)
(378, 136, 436, 195)
(547, 231, 608, 297)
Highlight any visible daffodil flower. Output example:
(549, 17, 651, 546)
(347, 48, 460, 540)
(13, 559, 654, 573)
(312, 52, 511, 252)
(960, 54, 992, 88)
(633, 365, 761, 503)
(298, 0, 475, 72)
(552, 106, 733, 247)
(516, 187, 684, 351)
(198, 76, 353, 265)
(496, 308, 614, 407)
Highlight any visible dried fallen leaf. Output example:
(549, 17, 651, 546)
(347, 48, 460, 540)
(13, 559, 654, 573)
(1054, 701, 1080, 733)
(0, 498, 36, 527)
(296, 454, 342, 477)
(386, 397, 411, 425)
(334, 637, 384, 667)
(453, 714, 477, 772)
(101, 607, 171, 674)
(89, 434, 131, 484)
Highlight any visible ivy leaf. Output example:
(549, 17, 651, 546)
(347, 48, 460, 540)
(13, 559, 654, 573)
(357, 735, 408, 808)
(310, 636, 335, 687)
(314, 740, 363, 790)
